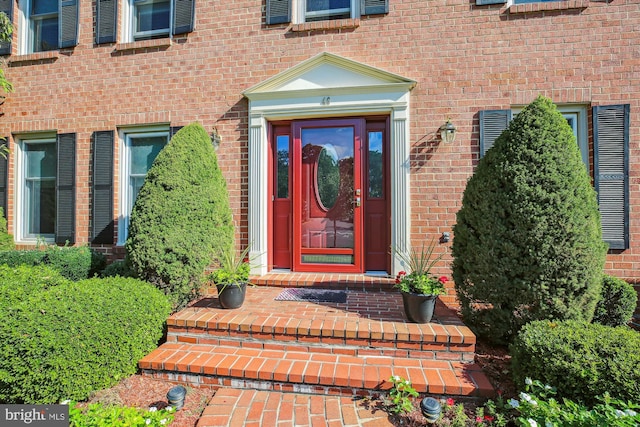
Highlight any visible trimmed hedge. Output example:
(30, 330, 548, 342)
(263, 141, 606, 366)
(0, 246, 106, 281)
(511, 320, 640, 406)
(0, 264, 68, 313)
(593, 275, 637, 327)
(126, 122, 234, 310)
(0, 273, 170, 404)
(452, 96, 607, 345)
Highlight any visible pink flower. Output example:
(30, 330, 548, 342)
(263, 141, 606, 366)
(438, 276, 448, 284)
(476, 416, 483, 422)
(446, 398, 455, 406)
(398, 271, 406, 276)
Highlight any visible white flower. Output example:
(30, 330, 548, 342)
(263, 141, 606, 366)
(615, 410, 625, 418)
(392, 375, 401, 382)
(149, 407, 158, 412)
(527, 419, 538, 427)
(525, 378, 533, 386)
(624, 409, 637, 417)
(508, 398, 520, 408)
(160, 419, 167, 425)
(166, 406, 174, 412)
(60, 400, 71, 405)
(145, 420, 151, 425)
(520, 392, 531, 401)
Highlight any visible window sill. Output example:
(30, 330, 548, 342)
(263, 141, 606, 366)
(508, 0, 588, 13)
(9, 50, 59, 64)
(114, 37, 172, 52)
(291, 18, 360, 32)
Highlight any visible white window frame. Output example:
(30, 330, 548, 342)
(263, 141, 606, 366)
(17, 0, 59, 54)
(512, 105, 589, 170)
(123, 0, 174, 42)
(14, 133, 57, 243)
(293, 0, 358, 23)
(117, 126, 169, 246)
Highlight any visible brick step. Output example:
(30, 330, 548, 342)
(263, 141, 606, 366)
(171, 290, 476, 360)
(196, 388, 395, 427)
(139, 342, 493, 398)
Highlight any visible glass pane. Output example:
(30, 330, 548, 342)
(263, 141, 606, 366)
(301, 127, 354, 252)
(130, 136, 166, 175)
(130, 175, 146, 205)
(33, 17, 59, 52)
(307, 0, 350, 12)
(136, 1, 171, 32)
(32, 0, 57, 15)
(26, 142, 56, 179)
(276, 135, 289, 199)
(26, 179, 56, 235)
(368, 131, 383, 199)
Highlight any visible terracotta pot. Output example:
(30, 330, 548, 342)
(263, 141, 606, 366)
(216, 282, 247, 309)
(401, 291, 437, 323)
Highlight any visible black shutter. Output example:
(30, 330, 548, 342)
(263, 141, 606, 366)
(56, 133, 76, 245)
(266, 0, 291, 24)
(59, 0, 79, 48)
(0, 0, 13, 55)
(96, 0, 117, 44)
(479, 109, 511, 157)
(362, 0, 389, 15)
(92, 131, 114, 244)
(170, 126, 183, 139)
(0, 138, 7, 218)
(173, 0, 195, 35)
(594, 104, 630, 250)
(476, 0, 507, 5)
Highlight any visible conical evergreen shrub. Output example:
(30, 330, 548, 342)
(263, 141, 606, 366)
(126, 122, 234, 310)
(452, 96, 607, 344)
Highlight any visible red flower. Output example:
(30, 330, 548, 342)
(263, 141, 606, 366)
(438, 276, 448, 284)
(398, 271, 406, 276)
(484, 415, 495, 422)
(446, 398, 455, 406)
(475, 416, 482, 422)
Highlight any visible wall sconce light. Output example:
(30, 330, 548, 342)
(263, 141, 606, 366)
(210, 127, 221, 151)
(439, 119, 457, 143)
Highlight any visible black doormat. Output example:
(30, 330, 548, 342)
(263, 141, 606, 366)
(274, 288, 347, 304)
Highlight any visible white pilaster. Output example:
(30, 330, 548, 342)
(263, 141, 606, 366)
(248, 112, 269, 275)
(390, 105, 411, 276)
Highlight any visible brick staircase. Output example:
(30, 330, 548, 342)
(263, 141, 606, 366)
(139, 275, 494, 425)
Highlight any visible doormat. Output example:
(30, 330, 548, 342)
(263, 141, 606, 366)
(274, 288, 347, 304)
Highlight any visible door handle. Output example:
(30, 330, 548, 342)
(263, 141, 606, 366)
(353, 197, 361, 207)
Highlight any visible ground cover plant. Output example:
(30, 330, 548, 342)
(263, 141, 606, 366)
(126, 122, 234, 310)
(452, 96, 607, 345)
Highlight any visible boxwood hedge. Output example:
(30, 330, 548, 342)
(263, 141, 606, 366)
(0, 272, 170, 404)
(0, 246, 106, 281)
(511, 320, 640, 406)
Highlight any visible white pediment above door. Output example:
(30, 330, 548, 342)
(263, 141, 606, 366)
(243, 52, 416, 101)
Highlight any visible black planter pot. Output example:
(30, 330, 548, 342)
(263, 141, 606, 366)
(401, 291, 437, 323)
(216, 282, 247, 309)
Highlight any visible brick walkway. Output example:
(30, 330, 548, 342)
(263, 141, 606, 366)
(197, 388, 394, 427)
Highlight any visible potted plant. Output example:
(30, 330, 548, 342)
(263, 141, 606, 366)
(209, 244, 252, 309)
(392, 239, 448, 323)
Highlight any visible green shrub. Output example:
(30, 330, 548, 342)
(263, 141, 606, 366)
(126, 122, 234, 310)
(0, 246, 105, 280)
(0, 264, 68, 313)
(100, 259, 134, 278)
(0, 273, 170, 403)
(593, 275, 637, 327)
(510, 320, 640, 406)
(0, 207, 14, 250)
(452, 96, 607, 344)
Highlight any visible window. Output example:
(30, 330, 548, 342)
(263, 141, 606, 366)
(118, 128, 168, 245)
(121, 0, 195, 43)
(15, 133, 76, 244)
(266, 0, 388, 25)
(17, 0, 78, 54)
(21, 138, 56, 238)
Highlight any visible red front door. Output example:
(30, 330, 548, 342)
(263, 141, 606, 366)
(270, 117, 389, 273)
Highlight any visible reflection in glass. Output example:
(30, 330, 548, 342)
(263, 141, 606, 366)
(301, 127, 354, 254)
(130, 136, 166, 206)
(276, 135, 290, 199)
(368, 131, 383, 199)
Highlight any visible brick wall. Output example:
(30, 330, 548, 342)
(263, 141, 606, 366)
(1, 0, 639, 281)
